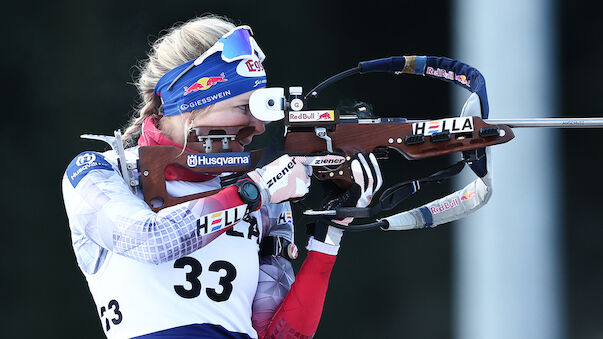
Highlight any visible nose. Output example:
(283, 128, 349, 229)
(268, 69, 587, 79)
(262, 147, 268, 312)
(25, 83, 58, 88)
(248, 113, 266, 135)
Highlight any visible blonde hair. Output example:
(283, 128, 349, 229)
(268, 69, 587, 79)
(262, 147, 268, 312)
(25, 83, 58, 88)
(123, 15, 236, 146)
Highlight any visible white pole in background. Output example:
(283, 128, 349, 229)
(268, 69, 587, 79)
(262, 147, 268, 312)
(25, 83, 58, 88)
(453, 1, 563, 339)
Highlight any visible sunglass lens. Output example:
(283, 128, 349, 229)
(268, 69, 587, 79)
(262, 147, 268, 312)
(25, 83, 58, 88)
(220, 29, 253, 61)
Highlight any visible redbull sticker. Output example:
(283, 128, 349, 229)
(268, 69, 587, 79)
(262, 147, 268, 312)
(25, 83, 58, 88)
(183, 73, 227, 96)
(461, 191, 476, 201)
(186, 152, 250, 168)
(455, 74, 470, 86)
(429, 198, 460, 214)
(412, 117, 474, 135)
(426, 66, 471, 87)
(288, 110, 335, 122)
(66, 152, 114, 188)
(236, 58, 266, 77)
(426, 66, 454, 80)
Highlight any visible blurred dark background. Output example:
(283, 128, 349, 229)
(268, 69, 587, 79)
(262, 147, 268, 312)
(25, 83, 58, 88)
(2, 0, 602, 338)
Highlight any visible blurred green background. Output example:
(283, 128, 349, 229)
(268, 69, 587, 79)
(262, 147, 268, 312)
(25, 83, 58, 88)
(3, 0, 602, 338)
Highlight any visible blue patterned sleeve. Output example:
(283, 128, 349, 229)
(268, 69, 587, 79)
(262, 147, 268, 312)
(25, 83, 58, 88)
(62, 154, 242, 272)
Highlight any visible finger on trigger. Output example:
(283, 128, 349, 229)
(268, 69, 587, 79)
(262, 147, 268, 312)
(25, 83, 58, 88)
(358, 153, 373, 192)
(350, 159, 364, 189)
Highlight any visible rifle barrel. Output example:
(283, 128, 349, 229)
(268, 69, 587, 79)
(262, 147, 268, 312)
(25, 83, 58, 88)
(484, 118, 603, 128)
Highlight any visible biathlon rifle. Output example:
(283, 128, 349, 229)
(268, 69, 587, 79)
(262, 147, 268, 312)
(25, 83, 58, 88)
(89, 56, 603, 231)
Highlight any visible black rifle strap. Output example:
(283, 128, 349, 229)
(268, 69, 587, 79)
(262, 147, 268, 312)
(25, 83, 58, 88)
(371, 160, 466, 214)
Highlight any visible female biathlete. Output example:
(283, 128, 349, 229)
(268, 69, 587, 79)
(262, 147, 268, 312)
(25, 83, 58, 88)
(62, 15, 382, 338)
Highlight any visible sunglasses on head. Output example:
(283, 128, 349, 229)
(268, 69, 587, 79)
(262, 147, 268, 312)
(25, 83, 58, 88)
(167, 25, 265, 90)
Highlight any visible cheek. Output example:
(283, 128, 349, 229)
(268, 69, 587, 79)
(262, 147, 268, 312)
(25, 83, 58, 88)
(229, 114, 253, 125)
(200, 110, 252, 126)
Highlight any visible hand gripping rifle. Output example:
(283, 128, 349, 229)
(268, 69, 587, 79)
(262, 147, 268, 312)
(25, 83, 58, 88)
(98, 56, 603, 231)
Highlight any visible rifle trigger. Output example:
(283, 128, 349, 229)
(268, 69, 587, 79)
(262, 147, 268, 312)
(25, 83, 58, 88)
(315, 127, 333, 152)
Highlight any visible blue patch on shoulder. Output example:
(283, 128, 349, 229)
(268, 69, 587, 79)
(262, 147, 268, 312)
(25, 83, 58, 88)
(66, 152, 114, 188)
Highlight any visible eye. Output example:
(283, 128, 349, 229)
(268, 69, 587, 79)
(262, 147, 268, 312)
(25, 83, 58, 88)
(238, 104, 250, 112)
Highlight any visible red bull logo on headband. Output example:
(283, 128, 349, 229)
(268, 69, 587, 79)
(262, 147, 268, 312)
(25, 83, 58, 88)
(184, 73, 228, 96)
(155, 52, 267, 116)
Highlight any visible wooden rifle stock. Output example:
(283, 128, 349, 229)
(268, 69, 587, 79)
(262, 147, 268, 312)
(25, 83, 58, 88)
(138, 117, 514, 211)
(284, 117, 513, 159)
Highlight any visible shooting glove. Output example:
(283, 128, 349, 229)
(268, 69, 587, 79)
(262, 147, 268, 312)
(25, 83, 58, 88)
(247, 154, 313, 204)
(308, 153, 383, 254)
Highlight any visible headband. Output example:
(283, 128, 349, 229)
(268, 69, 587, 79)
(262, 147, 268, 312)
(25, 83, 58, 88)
(154, 52, 267, 116)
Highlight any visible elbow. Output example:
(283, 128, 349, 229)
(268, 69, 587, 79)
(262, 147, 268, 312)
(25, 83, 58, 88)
(146, 252, 169, 265)
(142, 232, 184, 265)
(125, 245, 171, 265)
(122, 225, 186, 265)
